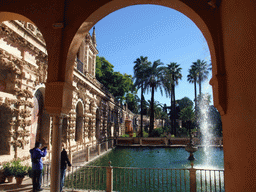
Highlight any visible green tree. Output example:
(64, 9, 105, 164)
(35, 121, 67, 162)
(179, 106, 195, 125)
(140, 95, 148, 115)
(96, 56, 114, 85)
(179, 106, 195, 136)
(96, 56, 134, 103)
(209, 105, 222, 137)
(133, 56, 151, 137)
(146, 100, 164, 120)
(192, 59, 211, 95)
(152, 101, 168, 130)
(176, 97, 194, 112)
(187, 65, 198, 105)
(111, 72, 133, 102)
(153, 101, 163, 119)
(144, 60, 166, 136)
(125, 93, 140, 114)
(164, 62, 182, 136)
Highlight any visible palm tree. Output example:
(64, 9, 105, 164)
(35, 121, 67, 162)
(133, 56, 151, 137)
(179, 106, 195, 136)
(154, 102, 168, 129)
(165, 62, 182, 136)
(187, 65, 198, 106)
(144, 60, 165, 136)
(192, 59, 211, 95)
(149, 100, 163, 120)
(179, 106, 195, 124)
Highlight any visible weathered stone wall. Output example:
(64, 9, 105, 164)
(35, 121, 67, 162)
(0, 20, 135, 165)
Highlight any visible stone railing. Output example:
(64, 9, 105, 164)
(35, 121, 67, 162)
(116, 137, 223, 147)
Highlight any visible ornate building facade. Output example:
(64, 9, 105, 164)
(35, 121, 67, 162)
(0, 20, 135, 164)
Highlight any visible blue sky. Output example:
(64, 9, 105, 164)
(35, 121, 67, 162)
(90, 4, 212, 107)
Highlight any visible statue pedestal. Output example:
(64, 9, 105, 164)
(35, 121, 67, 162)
(125, 119, 133, 137)
(185, 143, 198, 161)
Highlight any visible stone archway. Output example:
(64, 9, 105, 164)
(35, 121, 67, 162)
(65, 1, 224, 115)
(0, 3, 228, 192)
(0, 12, 34, 23)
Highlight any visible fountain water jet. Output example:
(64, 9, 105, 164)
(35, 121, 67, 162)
(198, 93, 214, 166)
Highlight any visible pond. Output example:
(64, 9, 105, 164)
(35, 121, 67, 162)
(89, 146, 224, 169)
(64, 146, 224, 191)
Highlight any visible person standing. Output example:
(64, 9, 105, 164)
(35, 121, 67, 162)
(60, 147, 72, 192)
(30, 142, 47, 192)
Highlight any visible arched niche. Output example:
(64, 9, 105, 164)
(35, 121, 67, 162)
(0, 104, 12, 155)
(75, 101, 84, 142)
(32, 88, 50, 148)
(62, 117, 68, 144)
(88, 118, 92, 142)
(95, 108, 101, 142)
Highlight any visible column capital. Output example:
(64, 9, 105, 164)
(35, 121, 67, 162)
(209, 73, 227, 115)
(45, 81, 75, 115)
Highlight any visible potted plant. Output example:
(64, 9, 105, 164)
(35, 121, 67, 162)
(13, 164, 28, 185)
(0, 167, 6, 183)
(2, 162, 14, 182)
(28, 166, 33, 179)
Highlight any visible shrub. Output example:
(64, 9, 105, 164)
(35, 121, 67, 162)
(121, 134, 130, 138)
(121, 133, 136, 137)
(28, 167, 33, 178)
(13, 165, 28, 178)
(3, 159, 28, 178)
(3, 162, 14, 177)
(151, 128, 164, 137)
(143, 131, 148, 138)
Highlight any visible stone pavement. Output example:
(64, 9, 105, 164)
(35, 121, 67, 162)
(0, 148, 113, 192)
(0, 177, 104, 192)
(0, 176, 43, 192)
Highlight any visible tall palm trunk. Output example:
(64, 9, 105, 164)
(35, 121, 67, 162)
(170, 89, 173, 134)
(199, 72, 202, 96)
(173, 83, 176, 136)
(149, 85, 155, 136)
(140, 85, 144, 137)
(194, 79, 197, 105)
(194, 78, 197, 117)
(171, 83, 175, 135)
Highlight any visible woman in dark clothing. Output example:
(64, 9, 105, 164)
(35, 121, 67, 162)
(30, 142, 47, 192)
(60, 148, 72, 192)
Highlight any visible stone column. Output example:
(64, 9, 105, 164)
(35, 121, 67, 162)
(164, 137, 168, 146)
(189, 163, 196, 192)
(50, 115, 63, 192)
(106, 141, 108, 151)
(67, 115, 73, 164)
(216, 1, 256, 191)
(48, 116, 53, 162)
(106, 162, 113, 192)
(97, 143, 101, 155)
(86, 145, 90, 162)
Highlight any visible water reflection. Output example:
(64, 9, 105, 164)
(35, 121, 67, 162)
(89, 147, 224, 170)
